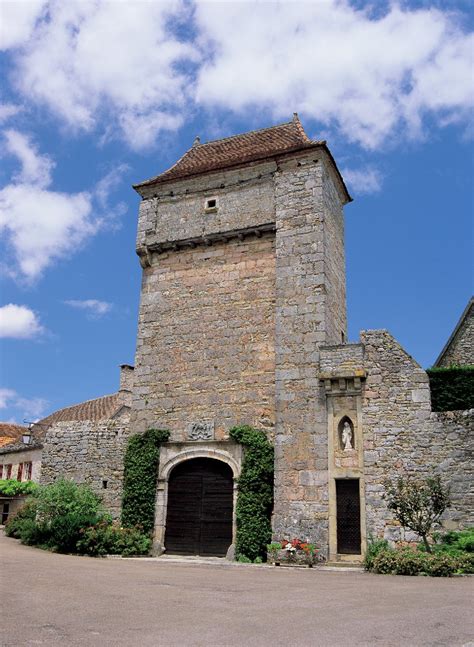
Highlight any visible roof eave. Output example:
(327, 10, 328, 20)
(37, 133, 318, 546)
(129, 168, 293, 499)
(133, 141, 352, 204)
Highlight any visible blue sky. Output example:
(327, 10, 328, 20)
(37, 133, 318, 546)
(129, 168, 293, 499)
(0, 0, 472, 424)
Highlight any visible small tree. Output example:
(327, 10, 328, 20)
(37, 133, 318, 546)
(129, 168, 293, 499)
(383, 474, 451, 553)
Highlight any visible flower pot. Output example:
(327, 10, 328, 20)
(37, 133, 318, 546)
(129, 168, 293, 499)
(274, 561, 280, 566)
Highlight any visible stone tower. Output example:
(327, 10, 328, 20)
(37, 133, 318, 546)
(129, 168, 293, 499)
(132, 115, 351, 554)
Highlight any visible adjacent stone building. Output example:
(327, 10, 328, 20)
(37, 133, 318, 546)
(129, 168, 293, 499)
(39, 365, 134, 518)
(434, 297, 473, 367)
(35, 116, 473, 560)
(0, 423, 42, 523)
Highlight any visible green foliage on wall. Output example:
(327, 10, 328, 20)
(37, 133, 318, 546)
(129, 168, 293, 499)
(427, 366, 474, 411)
(0, 479, 39, 497)
(229, 425, 274, 561)
(121, 428, 170, 534)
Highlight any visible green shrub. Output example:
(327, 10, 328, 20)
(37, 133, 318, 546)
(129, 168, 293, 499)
(118, 527, 151, 557)
(229, 425, 274, 562)
(370, 546, 472, 577)
(456, 553, 474, 574)
(5, 499, 48, 547)
(4, 500, 38, 538)
(394, 548, 428, 576)
(6, 480, 106, 553)
(372, 549, 398, 574)
(47, 511, 101, 553)
(364, 537, 390, 571)
(427, 366, 474, 411)
(16, 518, 49, 547)
(438, 528, 474, 553)
(76, 522, 151, 557)
(35, 479, 104, 524)
(76, 522, 117, 557)
(0, 479, 39, 497)
(427, 553, 459, 577)
(121, 428, 170, 534)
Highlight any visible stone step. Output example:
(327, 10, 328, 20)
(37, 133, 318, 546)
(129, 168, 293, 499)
(325, 561, 364, 569)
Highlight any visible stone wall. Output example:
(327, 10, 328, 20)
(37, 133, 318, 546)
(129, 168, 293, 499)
(131, 233, 276, 440)
(322, 160, 347, 345)
(319, 330, 473, 554)
(134, 147, 349, 551)
(136, 162, 276, 255)
(360, 329, 473, 540)
(273, 151, 348, 549)
(41, 411, 130, 519)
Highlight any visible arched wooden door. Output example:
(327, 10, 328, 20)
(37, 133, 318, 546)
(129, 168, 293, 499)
(165, 458, 233, 556)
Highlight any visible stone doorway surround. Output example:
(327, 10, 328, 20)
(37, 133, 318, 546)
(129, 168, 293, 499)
(320, 343, 367, 563)
(153, 440, 243, 556)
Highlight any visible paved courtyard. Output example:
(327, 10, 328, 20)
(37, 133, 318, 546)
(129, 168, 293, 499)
(1, 531, 473, 647)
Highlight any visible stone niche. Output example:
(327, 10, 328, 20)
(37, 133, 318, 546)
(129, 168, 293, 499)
(335, 416, 358, 468)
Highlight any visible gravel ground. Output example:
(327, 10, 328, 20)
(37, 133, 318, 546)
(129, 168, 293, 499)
(1, 531, 473, 647)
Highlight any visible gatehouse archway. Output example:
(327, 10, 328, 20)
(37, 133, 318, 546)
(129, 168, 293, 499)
(164, 457, 233, 556)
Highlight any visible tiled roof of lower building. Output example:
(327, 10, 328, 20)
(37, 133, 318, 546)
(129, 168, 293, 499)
(34, 393, 123, 433)
(0, 422, 27, 447)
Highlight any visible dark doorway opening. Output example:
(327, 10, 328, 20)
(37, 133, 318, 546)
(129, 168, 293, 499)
(165, 458, 233, 556)
(336, 479, 361, 554)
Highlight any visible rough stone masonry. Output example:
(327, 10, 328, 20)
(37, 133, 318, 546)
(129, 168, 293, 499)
(39, 116, 473, 560)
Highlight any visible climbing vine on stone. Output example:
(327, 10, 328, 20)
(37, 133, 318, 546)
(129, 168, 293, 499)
(121, 428, 170, 534)
(229, 425, 274, 561)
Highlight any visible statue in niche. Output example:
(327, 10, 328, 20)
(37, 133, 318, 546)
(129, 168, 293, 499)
(341, 420, 354, 451)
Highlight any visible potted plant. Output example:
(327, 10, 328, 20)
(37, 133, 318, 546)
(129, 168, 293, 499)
(267, 542, 282, 565)
(301, 542, 318, 567)
(284, 540, 298, 563)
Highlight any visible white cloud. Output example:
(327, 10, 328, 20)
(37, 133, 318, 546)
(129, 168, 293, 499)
(0, 387, 48, 420)
(0, 103, 22, 124)
(0, 0, 47, 50)
(3, 129, 53, 186)
(0, 304, 43, 339)
(0, 388, 16, 409)
(15, 395, 49, 420)
(0, 129, 127, 281)
(195, 1, 473, 148)
(5, 0, 197, 148)
(1, 2, 471, 150)
(341, 166, 383, 195)
(64, 299, 113, 318)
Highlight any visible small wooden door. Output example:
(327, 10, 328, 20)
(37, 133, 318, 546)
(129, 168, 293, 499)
(165, 458, 233, 556)
(336, 479, 361, 554)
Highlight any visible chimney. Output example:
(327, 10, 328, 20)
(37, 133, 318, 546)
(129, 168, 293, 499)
(119, 364, 134, 393)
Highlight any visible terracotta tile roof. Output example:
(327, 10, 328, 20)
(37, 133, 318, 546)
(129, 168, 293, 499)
(34, 393, 122, 433)
(134, 114, 333, 190)
(0, 422, 27, 447)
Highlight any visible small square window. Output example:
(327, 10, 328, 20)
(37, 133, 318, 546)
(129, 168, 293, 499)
(204, 197, 218, 212)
